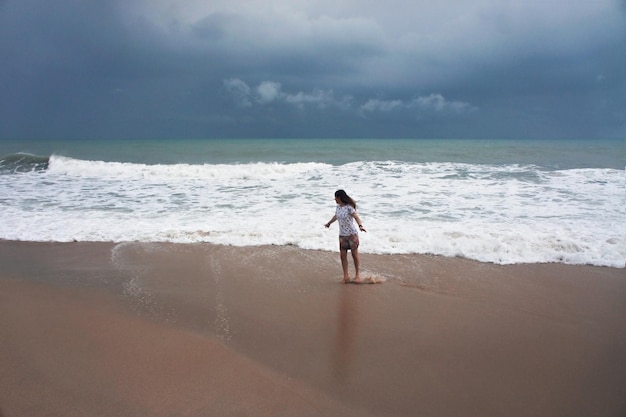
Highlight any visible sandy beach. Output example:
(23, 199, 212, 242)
(1, 240, 625, 417)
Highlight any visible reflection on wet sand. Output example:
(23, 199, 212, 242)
(331, 286, 360, 382)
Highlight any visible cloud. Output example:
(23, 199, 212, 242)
(256, 81, 282, 104)
(284, 89, 347, 110)
(223, 78, 252, 107)
(224, 78, 345, 110)
(360, 99, 404, 113)
(225, 78, 474, 119)
(360, 94, 475, 116)
(0, 0, 624, 139)
(414, 94, 474, 113)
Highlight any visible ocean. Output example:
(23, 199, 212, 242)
(1, 138, 624, 268)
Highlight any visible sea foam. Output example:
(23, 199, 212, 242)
(0, 155, 623, 268)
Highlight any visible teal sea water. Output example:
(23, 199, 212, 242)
(1, 138, 624, 267)
(1, 138, 623, 167)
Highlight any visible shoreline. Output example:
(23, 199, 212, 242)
(1, 238, 623, 270)
(1, 240, 625, 416)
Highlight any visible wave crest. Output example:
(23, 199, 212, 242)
(47, 155, 331, 180)
(0, 153, 50, 174)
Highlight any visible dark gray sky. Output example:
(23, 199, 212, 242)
(1, 0, 625, 139)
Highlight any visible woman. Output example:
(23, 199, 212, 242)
(325, 190, 366, 283)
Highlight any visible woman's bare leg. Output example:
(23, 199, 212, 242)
(340, 249, 350, 283)
(351, 248, 361, 283)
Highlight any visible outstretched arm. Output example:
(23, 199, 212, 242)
(325, 215, 337, 228)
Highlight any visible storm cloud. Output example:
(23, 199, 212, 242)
(0, 0, 624, 139)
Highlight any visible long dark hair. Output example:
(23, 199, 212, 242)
(335, 189, 356, 209)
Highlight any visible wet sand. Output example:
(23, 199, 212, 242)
(1, 241, 625, 417)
